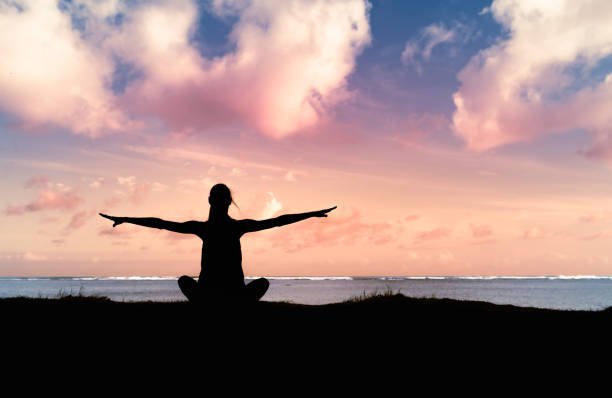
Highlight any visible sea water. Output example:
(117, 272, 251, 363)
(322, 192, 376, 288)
(2, 276, 612, 310)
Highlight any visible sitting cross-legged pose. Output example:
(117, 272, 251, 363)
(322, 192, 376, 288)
(100, 183, 336, 304)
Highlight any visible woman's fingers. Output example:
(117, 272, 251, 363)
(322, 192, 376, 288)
(100, 213, 120, 226)
(314, 206, 337, 217)
(100, 213, 117, 221)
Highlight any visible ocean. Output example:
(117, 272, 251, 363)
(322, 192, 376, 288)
(2, 276, 612, 310)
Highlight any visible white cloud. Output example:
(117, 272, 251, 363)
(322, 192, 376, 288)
(0, 1, 134, 136)
(479, 6, 491, 16)
(421, 24, 456, 60)
(401, 22, 466, 73)
(453, 0, 612, 153)
(229, 167, 245, 177)
(0, 0, 371, 138)
(52, 183, 71, 193)
(117, 176, 136, 187)
(89, 177, 104, 189)
(283, 170, 297, 182)
(260, 192, 283, 219)
(401, 41, 420, 67)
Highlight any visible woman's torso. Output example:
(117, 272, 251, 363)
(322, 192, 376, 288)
(197, 218, 245, 289)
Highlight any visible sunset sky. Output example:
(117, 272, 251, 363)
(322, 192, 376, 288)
(2, 0, 612, 277)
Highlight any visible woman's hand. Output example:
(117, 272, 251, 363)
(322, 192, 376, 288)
(99, 213, 125, 227)
(311, 206, 337, 218)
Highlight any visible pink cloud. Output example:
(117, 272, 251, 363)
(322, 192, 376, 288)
(98, 227, 136, 238)
(453, 0, 612, 153)
(0, 0, 371, 138)
(470, 224, 493, 239)
(111, 241, 130, 247)
(103, 177, 155, 207)
(470, 239, 497, 246)
(404, 214, 420, 222)
(5, 190, 83, 215)
(146, 228, 199, 244)
(578, 213, 608, 223)
(267, 209, 396, 252)
(414, 227, 451, 243)
(522, 227, 549, 240)
(163, 231, 198, 245)
(580, 232, 605, 241)
(121, 0, 371, 138)
(65, 211, 90, 230)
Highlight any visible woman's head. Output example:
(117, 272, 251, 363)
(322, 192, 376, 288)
(208, 183, 234, 210)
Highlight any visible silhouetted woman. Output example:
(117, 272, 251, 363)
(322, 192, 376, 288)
(100, 183, 336, 303)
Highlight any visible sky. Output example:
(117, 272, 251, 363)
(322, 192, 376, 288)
(1, 0, 612, 277)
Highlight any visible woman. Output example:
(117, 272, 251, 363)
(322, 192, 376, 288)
(100, 183, 336, 303)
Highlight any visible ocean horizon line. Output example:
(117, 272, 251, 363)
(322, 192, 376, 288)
(2, 275, 612, 281)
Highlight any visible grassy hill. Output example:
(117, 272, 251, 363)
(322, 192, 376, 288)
(3, 293, 610, 375)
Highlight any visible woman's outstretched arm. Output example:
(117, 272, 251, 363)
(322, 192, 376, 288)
(239, 206, 336, 234)
(99, 213, 201, 234)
